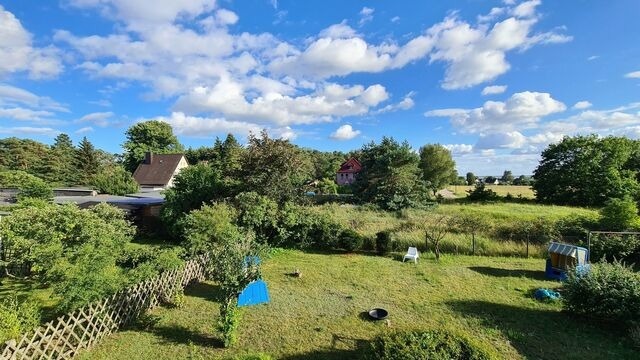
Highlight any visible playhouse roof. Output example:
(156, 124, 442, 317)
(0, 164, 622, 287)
(547, 242, 587, 258)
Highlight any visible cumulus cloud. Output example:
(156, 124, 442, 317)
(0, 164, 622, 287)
(359, 7, 374, 26)
(373, 92, 415, 114)
(475, 131, 527, 149)
(443, 144, 473, 154)
(0, 6, 63, 78)
(330, 124, 361, 140)
(426, 91, 566, 133)
(151, 112, 262, 138)
(572, 100, 592, 110)
(481, 85, 507, 95)
(625, 71, 640, 79)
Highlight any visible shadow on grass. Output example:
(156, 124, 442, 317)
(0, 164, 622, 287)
(130, 314, 224, 348)
(447, 300, 634, 359)
(280, 334, 369, 360)
(468, 266, 547, 280)
(184, 281, 222, 302)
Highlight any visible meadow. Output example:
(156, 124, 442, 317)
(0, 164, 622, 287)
(445, 185, 536, 199)
(79, 250, 638, 359)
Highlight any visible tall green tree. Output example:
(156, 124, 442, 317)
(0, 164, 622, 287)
(353, 137, 427, 210)
(500, 170, 514, 184)
(466, 172, 476, 186)
(0, 138, 49, 179)
(418, 144, 458, 195)
(46, 133, 77, 185)
(75, 137, 100, 184)
(241, 130, 313, 204)
(122, 120, 184, 172)
(533, 135, 640, 206)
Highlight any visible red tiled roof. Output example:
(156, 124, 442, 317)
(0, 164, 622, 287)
(337, 157, 362, 173)
(133, 153, 186, 186)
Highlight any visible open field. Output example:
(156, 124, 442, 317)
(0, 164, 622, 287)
(446, 185, 536, 199)
(79, 250, 637, 359)
(311, 203, 599, 258)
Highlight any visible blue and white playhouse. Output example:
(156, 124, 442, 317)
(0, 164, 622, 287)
(545, 242, 590, 280)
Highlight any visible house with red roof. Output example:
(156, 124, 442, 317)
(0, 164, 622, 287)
(133, 152, 189, 190)
(336, 157, 361, 185)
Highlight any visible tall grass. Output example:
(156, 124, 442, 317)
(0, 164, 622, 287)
(309, 203, 599, 258)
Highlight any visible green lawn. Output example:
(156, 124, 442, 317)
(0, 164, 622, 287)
(79, 250, 636, 360)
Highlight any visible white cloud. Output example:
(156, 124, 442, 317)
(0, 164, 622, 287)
(426, 91, 566, 133)
(475, 131, 527, 149)
(359, 7, 374, 26)
(572, 100, 592, 110)
(330, 124, 361, 140)
(481, 85, 507, 95)
(0, 84, 68, 112)
(151, 111, 262, 137)
(443, 144, 473, 154)
(373, 92, 415, 114)
(0, 107, 54, 121)
(391, 16, 400, 23)
(587, 55, 599, 61)
(75, 126, 94, 134)
(0, 6, 63, 78)
(625, 71, 640, 79)
(0, 126, 60, 137)
(214, 9, 239, 26)
(78, 111, 115, 127)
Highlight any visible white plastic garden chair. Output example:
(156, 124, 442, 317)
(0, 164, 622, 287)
(403, 247, 419, 263)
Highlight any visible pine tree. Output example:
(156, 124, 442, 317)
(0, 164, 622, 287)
(47, 133, 77, 185)
(75, 137, 100, 185)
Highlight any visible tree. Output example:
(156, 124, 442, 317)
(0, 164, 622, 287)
(46, 133, 77, 185)
(455, 214, 488, 255)
(161, 163, 227, 238)
(0, 138, 50, 179)
(419, 144, 458, 195)
(0, 170, 52, 201)
(353, 137, 427, 210)
(500, 170, 514, 184)
(533, 135, 640, 206)
(75, 137, 100, 184)
(599, 196, 640, 231)
(241, 130, 313, 204)
(91, 165, 139, 195)
(425, 215, 450, 261)
(513, 175, 530, 186)
(122, 120, 183, 172)
(466, 172, 476, 186)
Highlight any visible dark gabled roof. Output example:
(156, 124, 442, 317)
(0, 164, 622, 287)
(337, 157, 362, 173)
(133, 153, 185, 186)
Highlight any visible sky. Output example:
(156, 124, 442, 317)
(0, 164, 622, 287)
(1, 0, 639, 175)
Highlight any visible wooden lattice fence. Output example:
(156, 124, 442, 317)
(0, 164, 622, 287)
(1, 254, 210, 360)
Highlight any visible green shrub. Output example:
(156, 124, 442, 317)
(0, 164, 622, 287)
(91, 165, 139, 196)
(339, 229, 364, 252)
(589, 233, 640, 263)
(599, 196, 640, 231)
(0, 296, 41, 343)
(563, 261, 640, 325)
(376, 231, 392, 255)
(466, 183, 499, 202)
(368, 329, 495, 360)
(0, 170, 52, 201)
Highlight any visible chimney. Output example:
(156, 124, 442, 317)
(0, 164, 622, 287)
(144, 152, 153, 164)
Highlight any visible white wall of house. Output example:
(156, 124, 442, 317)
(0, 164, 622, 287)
(166, 156, 189, 188)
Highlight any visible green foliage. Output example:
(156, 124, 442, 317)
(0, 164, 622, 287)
(369, 329, 495, 360)
(419, 144, 458, 195)
(533, 135, 640, 206)
(563, 261, 640, 326)
(589, 233, 640, 263)
(240, 130, 313, 204)
(599, 196, 640, 231)
(339, 229, 364, 252)
(0, 170, 52, 200)
(465, 172, 476, 186)
(500, 170, 514, 184)
(0, 138, 50, 180)
(75, 137, 101, 184)
(219, 300, 241, 347)
(47, 133, 78, 185)
(375, 231, 392, 255)
(91, 165, 139, 195)
(122, 120, 184, 172)
(466, 183, 499, 202)
(0, 203, 135, 312)
(354, 137, 428, 211)
(317, 177, 338, 195)
(0, 296, 41, 343)
(161, 163, 227, 238)
(234, 192, 279, 244)
(122, 247, 185, 284)
(182, 203, 239, 255)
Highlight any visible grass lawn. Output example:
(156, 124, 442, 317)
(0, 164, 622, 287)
(79, 250, 637, 360)
(0, 277, 59, 322)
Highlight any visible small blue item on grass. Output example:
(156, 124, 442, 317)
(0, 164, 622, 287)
(533, 288, 560, 301)
(238, 279, 270, 306)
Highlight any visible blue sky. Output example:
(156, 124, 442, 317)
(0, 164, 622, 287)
(1, 0, 639, 175)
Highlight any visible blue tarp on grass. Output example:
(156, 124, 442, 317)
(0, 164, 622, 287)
(238, 279, 270, 307)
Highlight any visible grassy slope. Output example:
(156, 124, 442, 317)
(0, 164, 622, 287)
(79, 250, 636, 360)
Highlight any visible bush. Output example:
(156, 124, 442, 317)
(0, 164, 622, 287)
(589, 233, 640, 263)
(0, 296, 41, 343)
(376, 231, 392, 255)
(599, 196, 640, 231)
(466, 183, 499, 202)
(0, 170, 52, 201)
(339, 229, 364, 252)
(563, 261, 640, 326)
(91, 165, 139, 196)
(369, 329, 495, 360)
